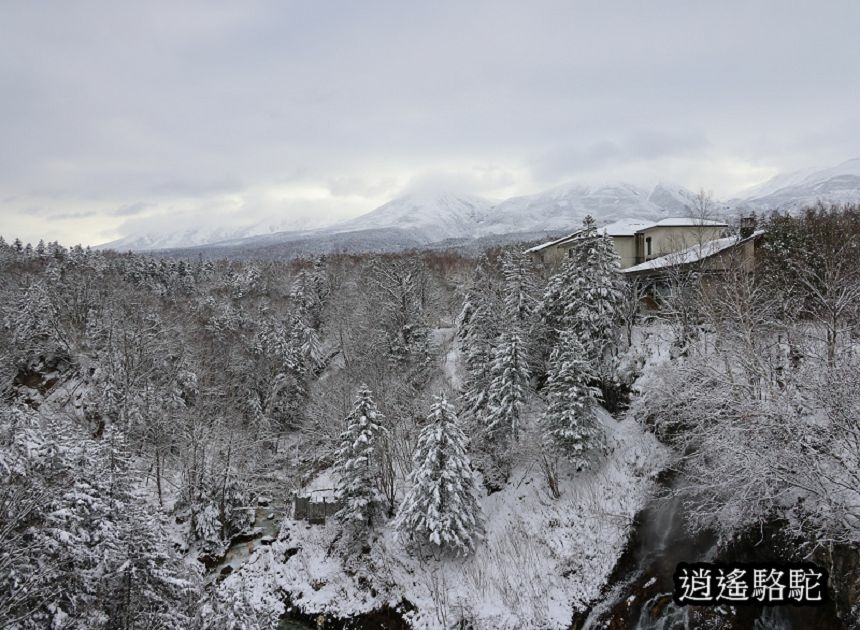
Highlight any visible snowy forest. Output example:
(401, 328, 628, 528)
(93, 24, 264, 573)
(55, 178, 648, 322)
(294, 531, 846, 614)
(2, 204, 860, 629)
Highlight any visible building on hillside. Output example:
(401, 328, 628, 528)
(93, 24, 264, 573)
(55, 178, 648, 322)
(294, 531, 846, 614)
(621, 228, 764, 280)
(620, 224, 764, 307)
(526, 217, 728, 270)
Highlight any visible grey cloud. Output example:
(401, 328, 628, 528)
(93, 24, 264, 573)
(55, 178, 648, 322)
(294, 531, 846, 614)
(1, 0, 859, 244)
(111, 202, 152, 217)
(532, 130, 711, 184)
(147, 177, 245, 198)
(326, 176, 400, 198)
(48, 210, 99, 220)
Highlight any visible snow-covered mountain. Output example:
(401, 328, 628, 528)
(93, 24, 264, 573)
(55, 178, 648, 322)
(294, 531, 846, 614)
(95, 184, 703, 253)
(101, 226, 250, 252)
(99, 157, 860, 254)
(335, 192, 493, 242)
(475, 182, 694, 236)
(99, 215, 321, 252)
(735, 157, 860, 211)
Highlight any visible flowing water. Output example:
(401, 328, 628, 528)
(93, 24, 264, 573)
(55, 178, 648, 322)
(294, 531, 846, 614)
(578, 477, 845, 630)
(579, 487, 718, 630)
(205, 498, 285, 583)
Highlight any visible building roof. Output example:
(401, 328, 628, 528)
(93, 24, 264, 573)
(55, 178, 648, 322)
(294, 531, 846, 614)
(621, 230, 764, 274)
(599, 219, 654, 236)
(647, 217, 728, 228)
(525, 217, 729, 254)
(524, 230, 583, 253)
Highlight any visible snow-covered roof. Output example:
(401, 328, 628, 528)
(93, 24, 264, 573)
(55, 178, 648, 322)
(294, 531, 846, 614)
(599, 219, 654, 237)
(526, 217, 729, 254)
(524, 219, 647, 253)
(621, 230, 764, 274)
(647, 217, 728, 228)
(524, 230, 583, 253)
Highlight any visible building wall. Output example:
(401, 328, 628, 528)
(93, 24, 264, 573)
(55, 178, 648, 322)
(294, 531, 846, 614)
(639, 225, 724, 261)
(536, 243, 569, 267)
(532, 235, 647, 269)
(530, 225, 727, 271)
(698, 237, 758, 274)
(612, 236, 637, 268)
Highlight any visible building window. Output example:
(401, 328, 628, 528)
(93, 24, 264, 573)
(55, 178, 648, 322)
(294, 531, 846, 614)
(646, 236, 652, 256)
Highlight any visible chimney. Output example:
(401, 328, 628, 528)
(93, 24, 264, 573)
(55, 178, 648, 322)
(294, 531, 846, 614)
(740, 216, 756, 239)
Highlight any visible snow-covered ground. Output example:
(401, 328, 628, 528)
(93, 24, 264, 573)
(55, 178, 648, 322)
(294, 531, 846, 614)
(217, 405, 667, 629)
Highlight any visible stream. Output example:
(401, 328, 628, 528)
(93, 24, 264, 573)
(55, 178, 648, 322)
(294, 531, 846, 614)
(204, 497, 317, 629)
(206, 497, 286, 583)
(578, 488, 717, 630)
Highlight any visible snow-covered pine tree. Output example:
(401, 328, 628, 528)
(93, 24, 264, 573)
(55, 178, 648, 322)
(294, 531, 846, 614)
(456, 257, 499, 340)
(538, 215, 625, 388)
(484, 330, 530, 444)
(541, 330, 603, 467)
(333, 385, 387, 535)
(538, 255, 580, 361)
(457, 261, 501, 423)
(501, 250, 537, 329)
(290, 314, 324, 373)
(563, 217, 625, 368)
(394, 394, 483, 556)
(459, 303, 497, 423)
(290, 261, 329, 330)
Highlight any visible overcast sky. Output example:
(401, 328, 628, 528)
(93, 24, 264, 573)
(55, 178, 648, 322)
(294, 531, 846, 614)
(2, 1, 859, 245)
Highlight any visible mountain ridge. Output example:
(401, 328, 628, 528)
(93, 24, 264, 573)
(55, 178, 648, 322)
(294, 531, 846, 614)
(99, 158, 860, 253)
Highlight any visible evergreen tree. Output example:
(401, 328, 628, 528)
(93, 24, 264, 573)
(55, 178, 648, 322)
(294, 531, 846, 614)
(456, 258, 500, 341)
(291, 315, 324, 373)
(501, 250, 537, 328)
(457, 261, 501, 423)
(565, 222, 625, 367)
(539, 216, 625, 382)
(541, 331, 603, 467)
(484, 331, 530, 444)
(0, 409, 198, 629)
(333, 385, 387, 534)
(395, 395, 483, 556)
(459, 303, 497, 423)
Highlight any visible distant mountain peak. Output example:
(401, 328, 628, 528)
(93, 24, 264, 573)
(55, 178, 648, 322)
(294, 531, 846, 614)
(98, 158, 860, 253)
(736, 157, 860, 211)
(335, 191, 494, 242)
